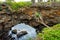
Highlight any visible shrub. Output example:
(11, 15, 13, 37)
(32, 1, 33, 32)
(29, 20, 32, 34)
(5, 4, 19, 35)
(37, 24, 60, 40)
(6, 2, 32, 10)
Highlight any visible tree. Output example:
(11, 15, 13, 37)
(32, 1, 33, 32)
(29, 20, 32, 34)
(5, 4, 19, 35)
(51, 0, 56, 2)
(31, 0, 35, 4)
(38, 0, 42, 3)
(47, 0, 56, 2)
(6, 0, 14, 2)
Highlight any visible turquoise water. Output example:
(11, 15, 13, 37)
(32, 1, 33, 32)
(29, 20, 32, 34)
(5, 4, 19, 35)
(9, 23, 37, 40)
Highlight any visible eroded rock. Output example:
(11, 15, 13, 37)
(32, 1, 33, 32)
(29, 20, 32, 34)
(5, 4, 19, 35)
(0, 5, 60, 37)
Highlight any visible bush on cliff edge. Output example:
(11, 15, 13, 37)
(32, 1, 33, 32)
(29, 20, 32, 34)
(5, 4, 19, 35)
(37, 24, 60, 40)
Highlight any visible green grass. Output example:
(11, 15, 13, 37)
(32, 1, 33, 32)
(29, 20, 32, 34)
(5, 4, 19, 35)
(6, 2, 32, 10)
(37, 24, 60, 40)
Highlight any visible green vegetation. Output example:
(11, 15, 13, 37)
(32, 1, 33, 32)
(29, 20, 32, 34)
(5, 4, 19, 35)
(6, 2, 32, 10)
(35, 12, 41, 18)
(37, 24, 60, 40)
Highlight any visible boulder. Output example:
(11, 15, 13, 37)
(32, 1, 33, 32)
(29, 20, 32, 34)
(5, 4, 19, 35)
(12, 29, 17, 34)
(17, 31, 28, 38)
